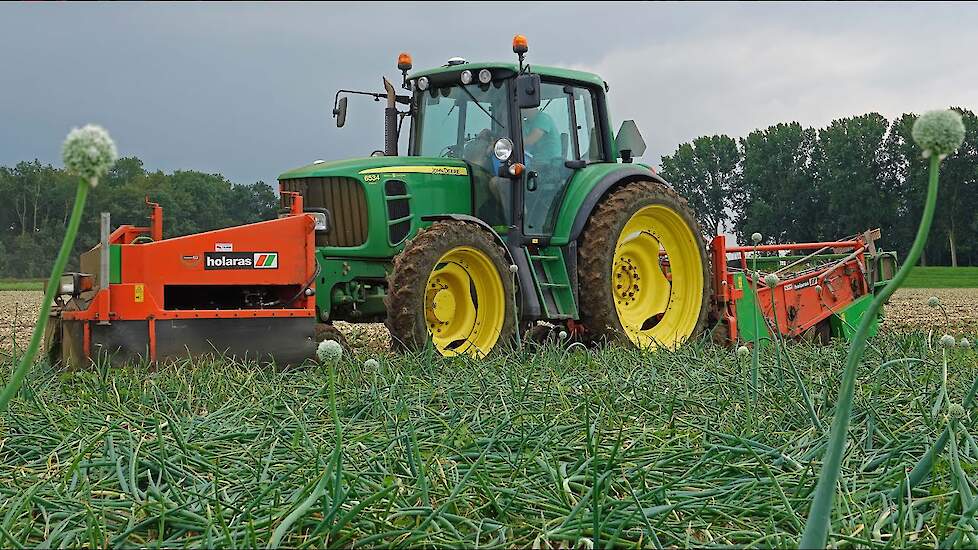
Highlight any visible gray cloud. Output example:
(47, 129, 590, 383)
(1, 2, 976, 186)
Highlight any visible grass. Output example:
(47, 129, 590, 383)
(0, 279, 44, 291)
(1, 335, 977, 547)
(903, 266, 978, 288)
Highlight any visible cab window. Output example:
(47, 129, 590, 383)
(521, 82, 602, 234)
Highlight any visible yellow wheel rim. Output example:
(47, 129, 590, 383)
(425, 246, 506, 357)
(613, 204, 703, 349)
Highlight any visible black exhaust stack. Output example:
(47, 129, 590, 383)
(383, 77, 398, 156)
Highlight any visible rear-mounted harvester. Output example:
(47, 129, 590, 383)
(711, 230, 897, 346)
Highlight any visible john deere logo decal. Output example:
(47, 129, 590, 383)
(204, 252, 278, 270)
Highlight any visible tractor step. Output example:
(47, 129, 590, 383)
(524, 245, 577, 319)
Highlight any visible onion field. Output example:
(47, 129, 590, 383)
(2, 332, 977, 547)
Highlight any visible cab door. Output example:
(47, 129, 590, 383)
(520, 82, 602, 236)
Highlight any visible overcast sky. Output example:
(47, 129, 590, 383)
(2, 2, 976, 187)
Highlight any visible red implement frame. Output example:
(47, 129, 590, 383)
(711, 234, 872, 343)
(61, 193, 318, 364)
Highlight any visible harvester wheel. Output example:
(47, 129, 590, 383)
(578, 180, 711, 349)
(385, 221, 516, 357)
(44, 315, 63, 366)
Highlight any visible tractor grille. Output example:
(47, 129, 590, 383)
(280, 177, 368, 247)
(384, 179, 412, 245)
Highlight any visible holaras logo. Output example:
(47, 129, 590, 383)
(204, 252, 278, 270)
(253, 253, 278, 269)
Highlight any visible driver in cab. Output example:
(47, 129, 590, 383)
(521, 107, 561, 168)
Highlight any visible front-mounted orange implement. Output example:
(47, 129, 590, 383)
(710, 230, 898, 346)
(47, 193, 321, 368)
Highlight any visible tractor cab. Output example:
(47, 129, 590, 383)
(406, 58, 615, 239)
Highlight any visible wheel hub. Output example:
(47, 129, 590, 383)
(613, 256, 642, 306)
(428, 282, 457, 325)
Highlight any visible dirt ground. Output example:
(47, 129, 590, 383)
(2, 288, 976, 356)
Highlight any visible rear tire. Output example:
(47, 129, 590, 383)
(578, 180, 711, 349)
(385, 221, 516, 357)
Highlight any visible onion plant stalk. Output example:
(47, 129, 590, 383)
(800, 110, 965, 548)
(0, 125, 116, 413)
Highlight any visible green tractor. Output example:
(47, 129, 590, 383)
(282, 36, 711, 356)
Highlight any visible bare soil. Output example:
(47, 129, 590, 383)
(3, 288, 976, 356)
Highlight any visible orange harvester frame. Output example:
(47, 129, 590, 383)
(58, 193, 319, 367)
(711, 234, 874, 343)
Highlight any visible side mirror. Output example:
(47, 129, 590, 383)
(616, 120, 646, 163)
(515, 73, 541, 109)
(333, 96, 348, 128)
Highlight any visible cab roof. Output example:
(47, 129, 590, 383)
(409, 61, 606, 90)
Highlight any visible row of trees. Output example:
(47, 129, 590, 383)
(0, 157, 278, 278)
(661, 108, 978, 266)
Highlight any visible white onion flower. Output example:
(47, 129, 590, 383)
(364, 358, 380, 369)
(62, 124, 118, 187)
(764, 273, 779, 287)
(939, 334, 957, 349)
(737, 345, 750, 359)
(960, 338, 971, 349)
(751, 232, 763, 244)
(949, 403, 967, 420)
(927, 296, 941, 308)
(558, 330, 568, 340)
(913, 110, 965, 158)
(317, 339, 343, 363)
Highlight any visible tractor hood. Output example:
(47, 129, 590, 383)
(279, 156, 470, 181)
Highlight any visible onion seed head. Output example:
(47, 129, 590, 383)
(317, 339, 343, 362)
(912, 110, 965, 157)
(62, 124, 118, 187)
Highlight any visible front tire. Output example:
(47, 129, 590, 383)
(578, 180, 711, 349)
(385, 221, 516, 357)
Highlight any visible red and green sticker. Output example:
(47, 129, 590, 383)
(254, 253, 278, 269)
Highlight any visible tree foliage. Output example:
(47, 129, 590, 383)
(660, 109, 976, 266)
(660, 135, 740, 235)
(0, 157, 278, 278)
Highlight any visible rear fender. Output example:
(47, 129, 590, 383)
(567, 166, 667, 243)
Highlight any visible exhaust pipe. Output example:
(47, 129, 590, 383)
(383, 77, 398, 156)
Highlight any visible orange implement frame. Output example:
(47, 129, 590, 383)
(711, 234, 872, 343)
(61, 193, 319, 365)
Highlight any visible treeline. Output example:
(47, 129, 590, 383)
(0, 157, 278, 278)
(661, 108, 978, 266)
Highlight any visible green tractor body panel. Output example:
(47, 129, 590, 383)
(279, 156, 473, 259)
(411, 62, 605, 88)
(549, 163, 653, 245)
(280, 156, 475, 321)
